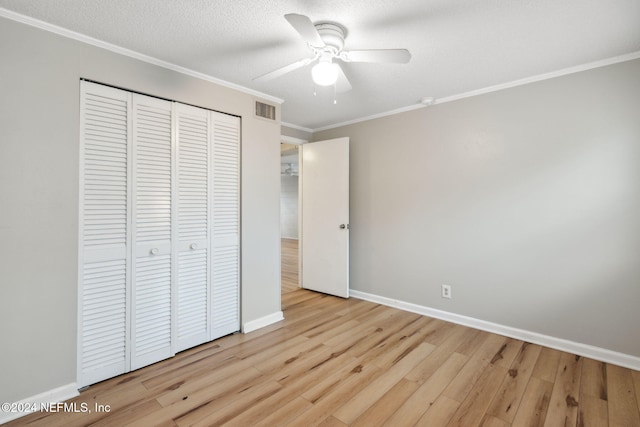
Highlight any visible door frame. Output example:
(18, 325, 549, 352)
(280, 135, 307, 290)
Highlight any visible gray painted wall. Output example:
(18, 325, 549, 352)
(0, 17, 281, 403)
(315, 59, 640, 358)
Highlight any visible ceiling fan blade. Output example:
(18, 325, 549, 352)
(285, 13, 325, 47)
(253, 57, 313, 82)
(342, 49, 411, 63)
(335, 64, 352, 93)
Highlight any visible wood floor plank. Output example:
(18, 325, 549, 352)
(405, 325, 475, 384)
(543, 352, 583, 426)
(579, 357, 609, 427)
(446, 363, 508, 426)
(289, 362, 382, 427)
(455, 329, 490, 357)
(301, 357, 378, 404)
(127, 368, 266, 426)
(491, 337, 525, 369)
(334, 298, 380, 318)
(480, 415, 510, 427)
(368, 324, 436, 370)
(320, 311, 423, 365)
(281, 238, 299, 294)
(302, 317, 361, 342)
(350, 378, 420, 427)
(251, 339, 327, 376)
(283, 311, 342, 337)
(607, 364, 640, 426)
(414, 395, 461, 427)
(443, 355, 491, 402)
(511, 376, 553, 427)
(382, 352, 468, 426)
(316, 416, 348, 427)
(282, 291, 321, 309)
(185, 379, 282, 427)
(333, 342, 435, 424)
(345, 311, 423, 359)
(154, 335, 306, 405)
(581, 357, 608, 400)
(473, 334, 524, 369)
(531, 346, 562, 383)
(486, 342, 542, 423)
(140, 347, 239, 392)
(421, 318, 459, 346)
(356, 318, 437, 371)
(90, 399, 163, 426)
(275, 345, 358, 391)
(633, 370, 640, 413)
(152, 356, 255, 407)
(578, 394, 609, 427)
(255, 397, 313, 427)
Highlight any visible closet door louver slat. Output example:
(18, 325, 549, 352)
(211, 113, 240, 339)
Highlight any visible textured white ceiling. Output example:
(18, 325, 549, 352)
(1, 0, 639, 130)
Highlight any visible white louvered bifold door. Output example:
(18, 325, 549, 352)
(130, 94, 174, 370)
(175, 104, 211, 352)
(211, 112, 240, 339)
(78, 82, 131, 387)
(79, 82, 241, 387)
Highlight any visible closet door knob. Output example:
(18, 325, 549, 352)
(150, 248, 159, 255)
(190, 243, 198, 250)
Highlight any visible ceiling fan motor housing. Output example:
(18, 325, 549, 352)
(314, 22, 346, 53)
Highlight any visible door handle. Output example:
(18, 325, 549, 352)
(339, 224, 350, 229)
(190, 243, 198, 250)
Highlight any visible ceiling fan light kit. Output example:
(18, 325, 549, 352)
(312, 56, 339, 86)
(253, 13, 411, 96)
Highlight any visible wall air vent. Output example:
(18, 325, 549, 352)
(255, 100, 276, 120)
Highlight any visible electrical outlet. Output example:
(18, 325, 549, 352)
(441, 284, 452, 299)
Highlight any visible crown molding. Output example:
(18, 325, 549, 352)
(313, 103, 427, 132)
(309, 51, 640, 133)
(281, 121, 314, 133)
(0, 8, 283, 105)
(434, 51, 640, 105)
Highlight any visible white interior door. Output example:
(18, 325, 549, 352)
(300, 137, 349, 298)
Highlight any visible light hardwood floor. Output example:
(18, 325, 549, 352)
(6, 238, 640, 426)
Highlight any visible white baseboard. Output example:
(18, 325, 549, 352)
(242, 311, 284, 334)
(350, 290, 640, 371)
(0, 382, 79, 424)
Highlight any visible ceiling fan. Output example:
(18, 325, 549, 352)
(281, 163, 298, 176)
(253, 14, 411, 93)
